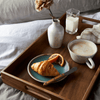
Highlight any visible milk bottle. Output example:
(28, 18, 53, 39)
(66, 8, 80, 34)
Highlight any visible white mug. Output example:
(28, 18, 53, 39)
(68, 39, 97, 69)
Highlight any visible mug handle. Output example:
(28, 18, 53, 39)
(86, 58, 95, 69)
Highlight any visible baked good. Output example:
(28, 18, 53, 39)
(31, 60, 60, 76)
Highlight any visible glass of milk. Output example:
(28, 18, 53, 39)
(66, 8, 80, 34)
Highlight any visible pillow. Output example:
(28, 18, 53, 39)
(0, 0, 100, 24)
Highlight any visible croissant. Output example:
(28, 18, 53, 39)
(31, 60, 60, 76)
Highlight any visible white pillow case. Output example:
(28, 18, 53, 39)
(0, 0, 100, 24)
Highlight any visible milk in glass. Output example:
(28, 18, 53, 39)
(66, 16, 79, 33)
(66, 8, 80, 34)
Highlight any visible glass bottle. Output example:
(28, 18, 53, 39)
(66, 8, 80, 34)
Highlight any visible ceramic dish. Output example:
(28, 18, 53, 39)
(27, 54, 70, 83)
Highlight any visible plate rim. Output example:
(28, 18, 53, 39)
(27, 54, 70, 83)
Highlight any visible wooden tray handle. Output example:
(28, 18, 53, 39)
(25, 85, 65, 100)
(79, 16, 100, 24)
(78, 16, 100, 33)
(25, 85, 51, 100)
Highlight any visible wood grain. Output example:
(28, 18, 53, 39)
(1, 13, 100, 100)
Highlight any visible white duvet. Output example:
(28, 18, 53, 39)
(0, 9, 100, 100)
(0, 10, 100, 70)
(0, 19, 52, 69)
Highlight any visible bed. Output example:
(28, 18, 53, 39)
(0, 0, 100, 100)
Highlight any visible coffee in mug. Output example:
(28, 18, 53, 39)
(68, 39, 97, 69)
(70, 41, 96, 56)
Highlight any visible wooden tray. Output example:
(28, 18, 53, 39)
(1, 13, 100, 100)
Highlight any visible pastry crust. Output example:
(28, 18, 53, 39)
(31, 60, 60, 76)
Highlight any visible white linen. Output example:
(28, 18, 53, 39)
(1, 10, 100, 70)
(0, 0, 100, 24)
(0, 10, 100, 100)
(0, 19, 52, 69)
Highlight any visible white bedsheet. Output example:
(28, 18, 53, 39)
(0, 19, 52, 70)
(0, 10, 100, 70)
(0, 10, 100, 100)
